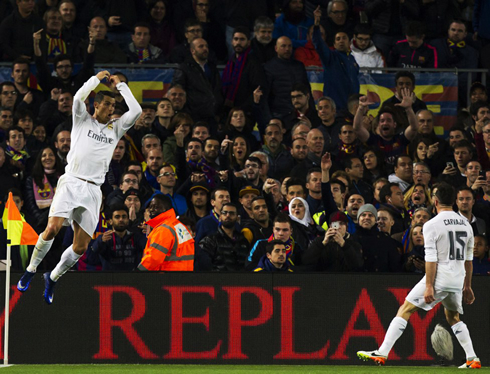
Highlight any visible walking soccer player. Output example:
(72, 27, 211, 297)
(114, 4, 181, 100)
(357, 182, 481, 369)
(17, 70, 142, 304)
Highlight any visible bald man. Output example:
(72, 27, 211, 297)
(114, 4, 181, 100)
(291, 128, 325, 180)
(172, 37, 223, 123)
(262, 36, 314, 131)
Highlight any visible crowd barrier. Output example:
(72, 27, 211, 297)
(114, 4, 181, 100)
(1, 272, 488, 365)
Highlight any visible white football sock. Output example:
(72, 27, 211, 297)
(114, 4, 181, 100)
(378, 317, 408, 356)
(50, 246, 82, 282)
(26, 234, 54, 273)
(451, 321, 476, 359)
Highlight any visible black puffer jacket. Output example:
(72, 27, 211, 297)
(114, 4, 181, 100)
(365, 0, 419, 35)
(197, 227, 250, 271)
(172, 57, 223, 122)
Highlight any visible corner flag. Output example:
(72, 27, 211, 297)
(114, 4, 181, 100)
(2, 192, 38, 245)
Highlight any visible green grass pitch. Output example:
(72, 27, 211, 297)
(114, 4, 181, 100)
(0, 365, 489, 373)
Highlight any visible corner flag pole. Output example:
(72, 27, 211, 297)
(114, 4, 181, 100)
(3, 239, 11, 365)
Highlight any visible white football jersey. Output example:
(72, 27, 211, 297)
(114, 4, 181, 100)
(65, 76, 141, 185)
(423, 210, 474, 292)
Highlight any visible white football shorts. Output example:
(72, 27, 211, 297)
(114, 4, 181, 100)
(49, 173, 102, 236)
(406, 277, 463, 315)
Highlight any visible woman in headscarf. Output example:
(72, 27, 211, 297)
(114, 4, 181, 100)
(288, 196, 318, 252)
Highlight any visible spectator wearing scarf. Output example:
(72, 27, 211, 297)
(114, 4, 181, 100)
(221, 26, 265, 115)
(288, 196, 317, 251)
(23, 146, 64, 232)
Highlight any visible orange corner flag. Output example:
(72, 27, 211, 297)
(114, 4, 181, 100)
(2, 192, 38, 246)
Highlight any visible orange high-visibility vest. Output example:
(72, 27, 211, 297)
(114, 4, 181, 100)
(138, 209, 194, 271)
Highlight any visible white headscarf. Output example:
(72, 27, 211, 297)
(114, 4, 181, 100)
(288, 197, 313, 227)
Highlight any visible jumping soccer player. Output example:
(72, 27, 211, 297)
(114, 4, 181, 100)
(17, 70, 142, 304)
(357, 182, 481, 369)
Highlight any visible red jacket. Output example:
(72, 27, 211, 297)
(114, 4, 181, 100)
(294, 40, 322, 67)
(138, 209, 194, 271)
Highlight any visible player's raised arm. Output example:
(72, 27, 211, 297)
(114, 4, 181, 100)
(73, 71, 110, 117)
(110, 74, 142, 132)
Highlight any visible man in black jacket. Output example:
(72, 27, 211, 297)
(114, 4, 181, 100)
(172, 38, 223, 123)
(197, 203, 250, 271)
(302, 211, 363, 272)
(352, 204, 402, 272)
(262, 36, 313, 123)
(222, 26, 265, 115)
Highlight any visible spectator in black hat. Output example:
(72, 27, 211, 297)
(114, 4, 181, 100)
(123, 188, 144, 232)
(183, 183, 210, 223)
(302, 211, 363, 272)
(351, 204, 402, 272)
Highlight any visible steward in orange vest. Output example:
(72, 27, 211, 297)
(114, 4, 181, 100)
(138, 194, 194, 271)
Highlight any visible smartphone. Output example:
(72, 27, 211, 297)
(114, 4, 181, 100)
(479, 169, 485, 179)
(446, 162, 454, 168)
(331, 222, 340, 229)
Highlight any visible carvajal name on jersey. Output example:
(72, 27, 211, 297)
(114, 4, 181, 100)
(87, 130, 114, 144)
(443, 219, 466, 226)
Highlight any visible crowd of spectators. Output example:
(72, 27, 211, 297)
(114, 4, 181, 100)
(0, 0, 489, 274)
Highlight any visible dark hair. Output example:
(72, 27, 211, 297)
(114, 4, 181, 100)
(409, 135, 436, 162)
(193, 121, 210, 131)
(0, 81, 15, 92)
(187, 137, 203, 148)
(247, 156, 262, 168)
(452, 139, 473, 154)
(13, 108, 34, 125)
(53, 54, 73, 69)
(354, 23, 373, 36)
(474, 234, 488, 246)
(152, 193, 173, 211)
(394, 154, 412, 168)
(120, 170, 139, 184)
(31, 146, 64, 188)
(6, 188, 22, 201)
(456, 186, 475, 199)
(377, 107, 396, 121)
(133, 22, 151, 33)
(94, 90, 116, 103)
(291, 83, 310, 96)
(273, 212, 292, 227)
(204, 136, 220, 147)
(470, 100, 490, 117)
(395, 71, 415, 86)
(7, 126, 25, 139)
(306, 167, 321, 183)
(233, 26, 250, 40)
(377, 206, 394, 219)
(379, 182, 399, 204)
(435, 182, 456, 206)
(110, 203, 129, 218)
(221, 202, 238, 212)
(251, 195, 266, 205)
(286, 177, 306, 195)
(266, 239, 286, 254)
(126, 160, 143, 170)
(228, 135, 250, 167)
(225, 107, 249, 132)
(210, 187, 229, 201)
(184, 18, 201, 32)
(343, 155, 362, 170)
(406, 21, 425, 38)
(11, 58, 30, 71)
(330, 178, 346, 193)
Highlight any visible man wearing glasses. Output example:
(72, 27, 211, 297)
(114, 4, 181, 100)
(170, 18, 217, 64)
(0, 82, 17, 111)
(148, 163, 188, 216)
